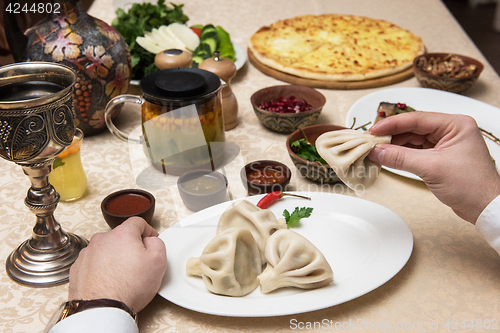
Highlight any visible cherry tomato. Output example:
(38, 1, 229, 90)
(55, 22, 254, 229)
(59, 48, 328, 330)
(191, 27, 202, 38)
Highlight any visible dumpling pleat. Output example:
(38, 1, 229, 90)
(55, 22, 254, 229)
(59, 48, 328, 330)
(258, 229, 333, 294)
(316, 129, 391, 191)
(330, 137, 368, 154)
(217, 200, 285, 262)
(187, 228, 262, 297)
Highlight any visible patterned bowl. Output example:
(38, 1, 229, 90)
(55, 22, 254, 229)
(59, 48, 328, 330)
(413, 53, 483, 93)
(286, 124, 346, 184)
(251, 85, 326, 134)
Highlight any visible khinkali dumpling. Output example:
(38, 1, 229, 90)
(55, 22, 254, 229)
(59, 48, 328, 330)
(316, 129, 391, 190)
(186, 228, 262, 296)
(217, 200, 285, 262)
(258, 229, 333, 293)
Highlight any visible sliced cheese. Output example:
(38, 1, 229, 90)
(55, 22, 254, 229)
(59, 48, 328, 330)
(167, 23, 200, 52)
(136, 36, 165, 54)
(135, 23, 200, 55)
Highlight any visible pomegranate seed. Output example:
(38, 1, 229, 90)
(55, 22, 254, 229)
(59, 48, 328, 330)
(260, 96, 313, 114)
(378, 111, 386, 117)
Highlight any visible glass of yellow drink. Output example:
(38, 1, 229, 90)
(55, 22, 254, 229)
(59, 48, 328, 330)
(50, 128, 87, 201)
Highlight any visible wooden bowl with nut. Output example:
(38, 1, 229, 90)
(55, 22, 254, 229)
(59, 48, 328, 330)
(413, 53, 483, 93)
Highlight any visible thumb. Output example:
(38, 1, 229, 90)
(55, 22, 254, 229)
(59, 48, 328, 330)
(368, 144, 430, 177)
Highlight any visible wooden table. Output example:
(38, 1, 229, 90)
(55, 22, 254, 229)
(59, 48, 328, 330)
(2, 0, 500, 332)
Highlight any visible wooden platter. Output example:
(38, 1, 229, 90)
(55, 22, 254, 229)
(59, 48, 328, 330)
(248, 48, 415, 90)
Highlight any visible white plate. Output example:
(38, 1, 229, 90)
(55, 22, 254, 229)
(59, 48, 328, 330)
(130, 42, 246, 86)
(232, 42, 246, 71)
(158, 192, 413, 317)
(346, 87, 500, 180)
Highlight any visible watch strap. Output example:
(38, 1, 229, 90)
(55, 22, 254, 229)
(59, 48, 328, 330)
(44, 298, 137, 333)
(70, 298, 136, 319)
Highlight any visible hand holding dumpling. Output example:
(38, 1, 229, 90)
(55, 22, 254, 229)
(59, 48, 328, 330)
(368, 111, 500, 223)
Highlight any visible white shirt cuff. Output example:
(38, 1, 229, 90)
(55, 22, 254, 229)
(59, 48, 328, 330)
(48, 307, 138, 333)
(476, 194, 500, 256)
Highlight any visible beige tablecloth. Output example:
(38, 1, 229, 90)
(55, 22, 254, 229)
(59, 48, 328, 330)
(2, 0, 500, 332)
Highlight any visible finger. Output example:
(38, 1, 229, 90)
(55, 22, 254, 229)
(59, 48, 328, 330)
(369, 111, 455, 137)
(368, 144, 434, 176)
(143, 236, 167, 258)
(119, 217, 159, 239)
(390, 133, 439, 149)
(391, 133, 428, 147)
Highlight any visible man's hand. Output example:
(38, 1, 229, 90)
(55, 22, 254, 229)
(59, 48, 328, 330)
(369, 111, 500, 223)
(68, 217, 167, 313)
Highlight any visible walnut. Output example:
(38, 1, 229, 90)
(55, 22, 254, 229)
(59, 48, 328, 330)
(417, 54, 477, 78)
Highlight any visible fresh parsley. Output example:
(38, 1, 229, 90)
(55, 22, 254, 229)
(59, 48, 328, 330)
(290, 138, 327, 164)
(111, 0, 189, 80)
(283, 207, 314, 228)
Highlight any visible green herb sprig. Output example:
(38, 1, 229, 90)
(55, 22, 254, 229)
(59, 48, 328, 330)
(290, 138, 327, 164)
(283, 207, 314, 228)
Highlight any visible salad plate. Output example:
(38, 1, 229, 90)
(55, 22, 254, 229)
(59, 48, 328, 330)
(346, 87, 500, 180)
(158, 192, 413, 317)
(232, 42, 247, 71)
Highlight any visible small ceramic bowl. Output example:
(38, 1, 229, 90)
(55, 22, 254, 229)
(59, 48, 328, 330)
(240, 160, 291, 195)
(101, 189, 155, 229)
(286, 124, 346, 184)
(251, 85, 326, 134)
(177, 170, 229, 212)
(413, 53, 483, 93)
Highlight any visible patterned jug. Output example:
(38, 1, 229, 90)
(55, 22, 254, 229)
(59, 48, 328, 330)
(4, 0, 131, 136)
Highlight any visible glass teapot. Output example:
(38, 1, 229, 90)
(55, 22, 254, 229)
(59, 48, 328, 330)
(104, 67, 226, 176)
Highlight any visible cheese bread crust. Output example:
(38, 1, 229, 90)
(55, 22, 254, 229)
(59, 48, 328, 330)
(249, 14, 425, 81)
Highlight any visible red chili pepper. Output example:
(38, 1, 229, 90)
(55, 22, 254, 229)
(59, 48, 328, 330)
(256, 191, 311, 209)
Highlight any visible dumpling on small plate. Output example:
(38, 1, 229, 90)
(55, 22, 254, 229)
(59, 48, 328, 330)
(217, 200, 285, 262)
(258, 229, 333, 294)
(316, 129, 391, 191)
(186, 228, 262, 297)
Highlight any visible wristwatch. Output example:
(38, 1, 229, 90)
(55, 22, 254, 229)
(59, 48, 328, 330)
(43, 298, 137, 333)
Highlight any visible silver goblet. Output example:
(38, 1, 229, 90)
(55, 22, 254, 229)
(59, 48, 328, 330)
(0, 62, 88, 287)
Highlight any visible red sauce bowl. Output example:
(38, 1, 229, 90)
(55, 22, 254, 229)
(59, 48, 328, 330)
(101, 189, 155, 229)
(241, 160, 291, 195)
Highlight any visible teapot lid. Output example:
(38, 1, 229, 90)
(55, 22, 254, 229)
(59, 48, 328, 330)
(141, 67, 220, 100)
